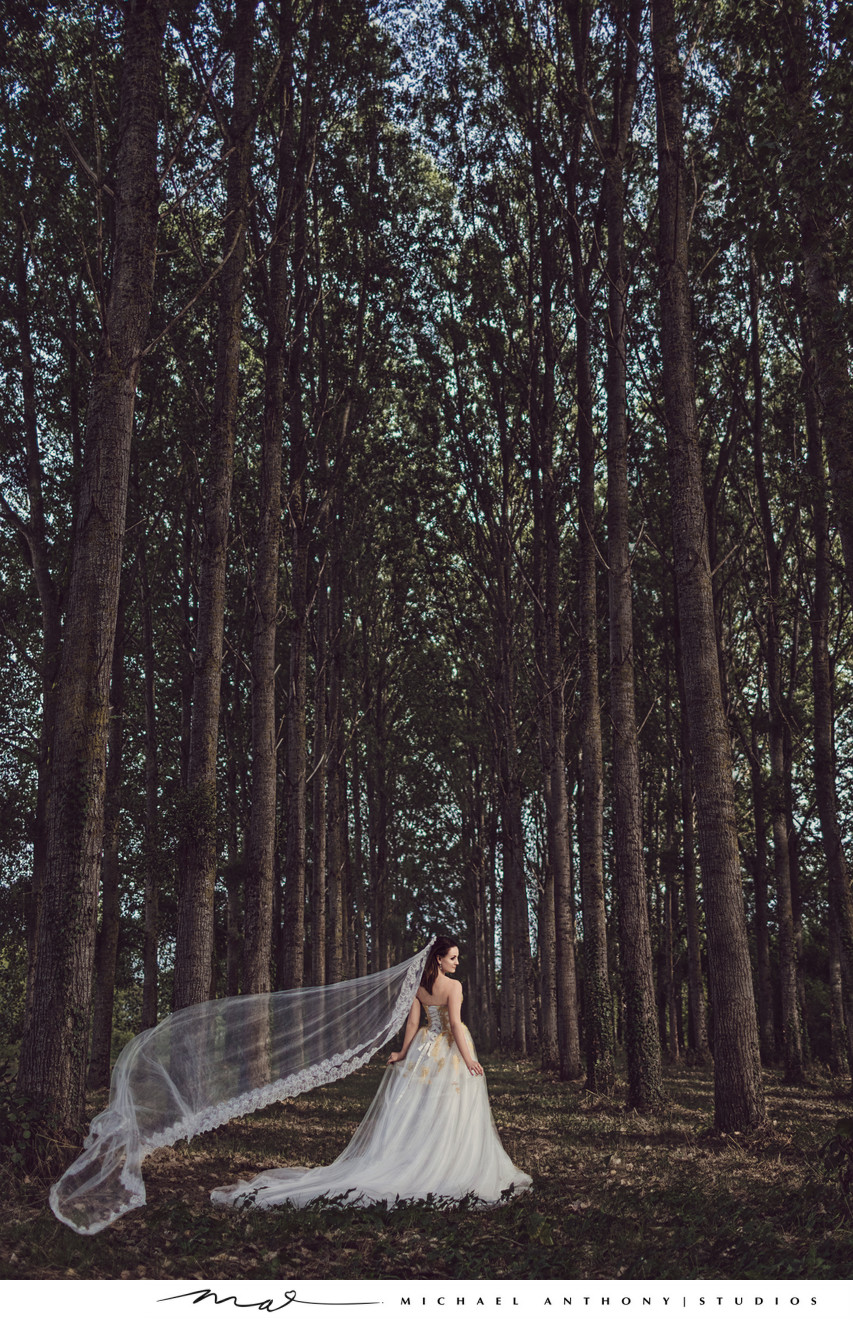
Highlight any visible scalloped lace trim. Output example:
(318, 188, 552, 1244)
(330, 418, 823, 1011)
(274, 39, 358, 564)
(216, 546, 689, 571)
(141, 955, 425, 1156)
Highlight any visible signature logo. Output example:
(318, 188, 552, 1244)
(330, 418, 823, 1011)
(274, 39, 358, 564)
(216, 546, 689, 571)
(159, 1288, 379, 1312)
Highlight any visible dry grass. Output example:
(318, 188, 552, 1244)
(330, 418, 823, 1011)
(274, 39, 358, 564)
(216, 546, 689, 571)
(3, 1054, 852, 1281)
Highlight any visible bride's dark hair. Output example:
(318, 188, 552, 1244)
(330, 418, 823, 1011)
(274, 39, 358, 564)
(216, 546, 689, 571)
(420, 934, 457, 995)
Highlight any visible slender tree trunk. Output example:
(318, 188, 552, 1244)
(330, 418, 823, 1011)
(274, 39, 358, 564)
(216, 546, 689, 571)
(780, 0, 853, 604)
(139, 539, 160, 1031)
(17, 0, 169, 1127)
(573, 273, 615, 1095)
(179, 490, 194, 789)
(604, 152, 663, 1110)
(365, 645, 391, 972)
(495, 582, 531, 1054)
(351, 721, 369, 979)
(662, 743, 680, 1063)
(87, 587, 127, 1089)
(749, 714, 776, 1063)
(748, 261, 803, 1082)
(679, 723, 709, 1062)
(828, 923, 849, 1077)
(281, 190, 311, 991)
(310, 569, 329, 986)
(243, 0, 288, 997)
(174, 1, 254, 1009)
(222, 673, 244, 999)
(326, 518, 346, 984)
(802, 301, 853, 1078)
(529, 122, 581, 1078)
(652, 0, 765, 1130)
(561, 8, 615, 1089)
(5, 219, 62, 1024)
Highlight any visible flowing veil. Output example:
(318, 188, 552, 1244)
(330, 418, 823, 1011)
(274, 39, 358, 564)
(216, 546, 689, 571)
(50, 945, 430, 1234)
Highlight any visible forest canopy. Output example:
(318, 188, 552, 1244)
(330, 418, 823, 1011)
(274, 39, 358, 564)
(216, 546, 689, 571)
(1, 0, 852, 1140)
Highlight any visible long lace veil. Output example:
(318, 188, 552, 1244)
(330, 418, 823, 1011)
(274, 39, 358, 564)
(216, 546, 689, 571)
(50, 945, 430, 1234)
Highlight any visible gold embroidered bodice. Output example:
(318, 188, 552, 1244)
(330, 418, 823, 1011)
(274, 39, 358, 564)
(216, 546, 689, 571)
(424, 1003, 452, 1042)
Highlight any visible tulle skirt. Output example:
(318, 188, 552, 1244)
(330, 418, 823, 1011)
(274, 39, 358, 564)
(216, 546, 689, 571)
(210, 1022, 531, 1210)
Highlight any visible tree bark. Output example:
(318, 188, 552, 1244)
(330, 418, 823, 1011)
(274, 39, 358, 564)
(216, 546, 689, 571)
(748, 259, 803, 1082)
(651, 0, 765, 1130)
(780, 0, 853, 605)
(310, 567, 329, 986)
(747, 708, 776, 1063)
(326, 516, 346, 984)
(174, 0, 254, 1009)
(4, 217, 62, 1024)
(87, 586, 127, 1089)
(17, 0, 169, 1127)
(802, 298, 853, 1080)
(573, 261, 615, 1095)
(495, 573, 533, 1054)
(280, 181, 312, 991)
(527, 111, 581, 1079)
(600, 0, 662, 1109)
(138, 538, 160, 1031)
(563, 3, 615, 1095)
(243, 4, 289, 996)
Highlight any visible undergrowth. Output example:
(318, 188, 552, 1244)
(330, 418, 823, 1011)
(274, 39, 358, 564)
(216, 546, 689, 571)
(2, 1055, 852, 1281)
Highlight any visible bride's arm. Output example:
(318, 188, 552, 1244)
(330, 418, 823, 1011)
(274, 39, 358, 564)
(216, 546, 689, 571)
(447, 982, 484, 1076)
(388, 996, 422, 1063)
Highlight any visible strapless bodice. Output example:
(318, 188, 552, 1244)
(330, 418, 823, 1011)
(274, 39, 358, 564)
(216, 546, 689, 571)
(424, 1003, 451, 1041)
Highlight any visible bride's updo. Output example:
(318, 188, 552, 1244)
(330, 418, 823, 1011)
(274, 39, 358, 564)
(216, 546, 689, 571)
(421, 934, 457, 995)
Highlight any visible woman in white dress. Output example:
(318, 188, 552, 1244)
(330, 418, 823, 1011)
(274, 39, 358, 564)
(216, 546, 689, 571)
(210, 936, 531, 1210)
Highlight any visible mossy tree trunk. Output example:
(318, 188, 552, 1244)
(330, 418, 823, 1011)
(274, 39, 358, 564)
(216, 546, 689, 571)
(652, 0, 765, 1131)
(17, 0, 170, 1127)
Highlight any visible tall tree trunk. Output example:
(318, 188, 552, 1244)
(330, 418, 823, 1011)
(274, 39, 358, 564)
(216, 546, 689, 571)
(601, 3, 662, 1107)
(138, 539, 160, 1031)
(87, 586, 127, 1089)
(573, 261, 615, 1095)
(780, 0, 853, 605)
(222, 685, 243, 999)
(748, 259, 803, 1082)
(179, 488, 194, 789)
(495, 581, 531, 1054)
(326, 517, 346, 984)
(828, 923, 850, 1078)
(243, 0, 288, 999)
(17, 0, 169, 1127)
(662, 731, 680, 1063)
(279, 0, 324, 988)
(564, 6, 615, 1092)
(4, 218, 62, 1024)
(528, 115, 581, 1079)
(310, 568, 329, 986)
(678, 718, 709, 1063)
(174, 1, 254, 1009)
(364, 625, 390, 971)
(281, 192, 311, 991)
(652, 0, 765, 1130)
(749, 713, 776, 1063)
(350, 718, 369, 979)
(802, 299, 853, 1079)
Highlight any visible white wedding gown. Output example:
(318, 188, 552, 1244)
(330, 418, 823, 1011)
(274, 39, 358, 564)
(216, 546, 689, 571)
(211, 1001, 531, 1210)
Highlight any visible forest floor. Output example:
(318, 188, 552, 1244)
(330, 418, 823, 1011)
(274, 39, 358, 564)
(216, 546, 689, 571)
(2, 1054, 852, 1282)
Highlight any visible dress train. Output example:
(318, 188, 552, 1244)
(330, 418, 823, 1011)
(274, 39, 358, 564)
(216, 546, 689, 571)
(211, 1004, 531, 1210)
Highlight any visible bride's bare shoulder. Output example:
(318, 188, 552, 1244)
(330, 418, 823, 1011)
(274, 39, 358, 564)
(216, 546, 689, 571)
(418, 976, 462, 1008)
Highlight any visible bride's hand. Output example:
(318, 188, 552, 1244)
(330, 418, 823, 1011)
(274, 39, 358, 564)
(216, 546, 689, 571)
(467, 1061, 484, 1076)
(388, 1050, 403, 1064)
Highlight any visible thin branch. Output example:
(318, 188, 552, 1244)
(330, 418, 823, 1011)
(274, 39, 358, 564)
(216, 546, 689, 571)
(138, 223, 244, 360)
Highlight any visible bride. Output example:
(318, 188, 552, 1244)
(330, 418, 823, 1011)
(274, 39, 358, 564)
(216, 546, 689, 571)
(210, 936, 531, 1210)
(51, 935, 529, 1233)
